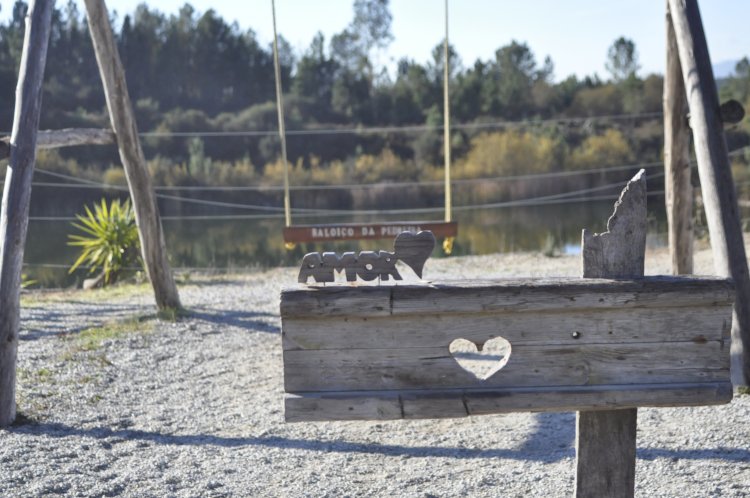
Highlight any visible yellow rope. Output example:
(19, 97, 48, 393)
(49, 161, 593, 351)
(443, 0, 452, 225)
(271, 0, 292, 231)
(443, 236, 454, 255)
(443, 0, 453, 255)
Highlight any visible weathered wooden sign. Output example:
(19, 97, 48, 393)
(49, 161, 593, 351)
(281, 276, 734, 422)
(298, 230, 435, 284)
(280, 171, 735, 424)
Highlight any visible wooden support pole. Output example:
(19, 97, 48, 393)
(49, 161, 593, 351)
(0, 0, 54, 427)
(664, 1, 693, 275)
(83, 0, 180, 311)
(0, 128, 115, 160)
(576, 170, 646, 497)
(668, 0, 750, 386)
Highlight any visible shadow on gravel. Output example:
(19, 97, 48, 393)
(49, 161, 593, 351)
(13, 419, 750, 463)
(10, 421, 573, 462)
(20, 303, 147, 340)
(637, 447, 750, 462)
(189, 309, 280, 334)
(518, 412, 575, 454)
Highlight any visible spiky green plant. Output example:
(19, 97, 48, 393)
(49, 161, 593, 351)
(68, 198, 141, 285)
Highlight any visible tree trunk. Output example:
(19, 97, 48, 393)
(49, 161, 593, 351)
(664, 1, 693, 275)
(668, 0, 750, 386)
(0, 0, 54, 427)
(83, 0, 181, 311)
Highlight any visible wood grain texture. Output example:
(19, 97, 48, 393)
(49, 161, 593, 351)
(576, 409, 637, 498)
(582, 170, 647, 278)
(664, 5, 694, 275)
(668, 0, 750, 386)
(84, 0, 180, 311)
(0, 0, 54, 427)
(284, 382, 732, 422)
(281, 276, 734, 318)
(576, 169, 647, 498)
(280, 285, 393, 319)
(284, 341, 728, 392)
(282, 305, 732, 350)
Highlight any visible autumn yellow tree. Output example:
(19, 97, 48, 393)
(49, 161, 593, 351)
(457, 130, 562, 178)
(569, 129, 634, 170)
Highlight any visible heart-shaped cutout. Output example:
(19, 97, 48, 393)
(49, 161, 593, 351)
(449, 337, 511, 380)
(393, 230, 435, 278)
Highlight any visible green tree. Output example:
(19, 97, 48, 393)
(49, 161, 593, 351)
(494, 41, 539, 119)
(351, 0, 393, 80)
(293, 32, 337, 112)
(390, 58, 433, 124)
(606, 36, 640, 82)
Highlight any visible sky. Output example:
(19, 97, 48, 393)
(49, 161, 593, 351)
(2, 0, 749, 81)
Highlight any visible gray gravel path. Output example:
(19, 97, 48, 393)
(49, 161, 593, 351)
(1, 247, 749, 497)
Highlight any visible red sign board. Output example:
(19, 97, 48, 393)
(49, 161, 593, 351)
(283, 221, 457, 243)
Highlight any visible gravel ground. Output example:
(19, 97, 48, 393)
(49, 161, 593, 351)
(1, 245, 749, 497)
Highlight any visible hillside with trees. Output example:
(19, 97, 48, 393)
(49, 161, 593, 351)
(1, 0, 749, 215)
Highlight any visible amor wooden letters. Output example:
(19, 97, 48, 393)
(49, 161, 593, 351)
(298, 230, 436, 283)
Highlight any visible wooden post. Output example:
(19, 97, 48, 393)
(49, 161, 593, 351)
(0, 128, 115, 160)
(83, 0, 180, 311)
(668, 0, 750, 386)
(664, 1, 693, 275)
(576, 170, 646, 497)
(0, 0, 54, 427)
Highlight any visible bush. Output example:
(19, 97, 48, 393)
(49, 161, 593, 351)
(569, 129, 634, 170)
(68, 198, 141, 286)
(457, 130, 561, 178)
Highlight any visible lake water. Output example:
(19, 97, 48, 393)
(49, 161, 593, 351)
(23, 195, 674, 288)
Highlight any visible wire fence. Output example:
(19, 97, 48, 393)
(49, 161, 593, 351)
(16, 142, 748, 220)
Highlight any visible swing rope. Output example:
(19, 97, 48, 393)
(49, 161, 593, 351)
(271, 0, 293, 249)
(442, 0, 454, 254)
(273, 0, 456, 252)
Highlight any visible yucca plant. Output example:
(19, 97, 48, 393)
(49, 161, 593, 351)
(68, 198, 141, 286)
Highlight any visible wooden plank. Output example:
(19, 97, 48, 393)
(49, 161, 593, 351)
(282, 305, 732, 351)
(280, 276, 734, 318)
(668, 0, 750, 386)
(284, 382, 733, 422)
(465, 382, 732, 416)
(283, 341, 728, 393)
(664, 4, 694, 275)
(394, 277, 733, 316)
(280, 286, 392, 319)
(576, 170, 647, 498)
(285, 395, 403, 422)
(84, 0, 181, 311)
(0, 128, 114, 159)
(0, 0, 54, 427)
(283, 221, 457, 243)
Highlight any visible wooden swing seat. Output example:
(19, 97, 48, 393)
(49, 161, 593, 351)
(283, 220, 457, 244)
